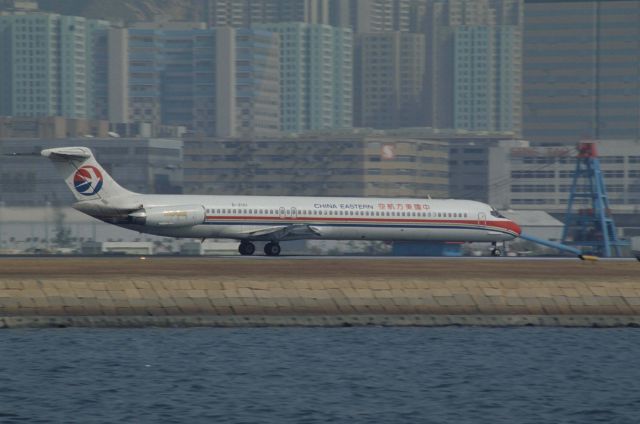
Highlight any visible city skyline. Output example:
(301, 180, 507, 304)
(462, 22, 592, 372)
(1, 0, 525, 137)
(0, 0, 639, 238)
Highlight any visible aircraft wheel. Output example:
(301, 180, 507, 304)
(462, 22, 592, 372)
(239, 241, 255, 256)
(264, 242, 281, 256)
(491, 248, 502, 257)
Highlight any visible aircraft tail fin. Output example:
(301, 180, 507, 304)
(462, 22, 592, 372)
(41, 146, 135, 202)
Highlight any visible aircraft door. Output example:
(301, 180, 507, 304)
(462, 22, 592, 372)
(478, 212, 487, 226)
(291, 207, 298, 219)
(279, 207, 286, 219)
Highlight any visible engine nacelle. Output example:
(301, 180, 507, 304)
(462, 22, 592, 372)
(128, 205, 205, 227)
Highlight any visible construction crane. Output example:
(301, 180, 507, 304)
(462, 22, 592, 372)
(517, 142, 628, 260)
(559, 142, 626, 257)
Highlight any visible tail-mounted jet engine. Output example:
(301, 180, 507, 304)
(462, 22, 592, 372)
(128, 205, 205, 227)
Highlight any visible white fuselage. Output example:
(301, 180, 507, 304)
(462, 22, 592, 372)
(76, 194, 521, 243)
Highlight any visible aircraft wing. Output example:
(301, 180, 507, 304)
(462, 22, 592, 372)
(242, 224, 322, 240)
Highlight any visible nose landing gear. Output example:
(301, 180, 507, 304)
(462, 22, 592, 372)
(490, 242, 502, 257)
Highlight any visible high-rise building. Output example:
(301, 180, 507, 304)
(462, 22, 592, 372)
(204, 0, 423, 34)
(523, 0, 640, 144)
(183, 135, 448, 198)
(204, 0, 330, 28)
(423, 0, 522, 134)
(355, 32, 425, 128)
(0, 12, 109, 119)
(255, 23, 353, 133)
(485, 140, 640, 216)
(126, 23, 280, 137)
(329, 0, 421, 34)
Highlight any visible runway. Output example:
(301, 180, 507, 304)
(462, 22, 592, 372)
(1, 256, 639, 328)
(0, 256, 637, 279)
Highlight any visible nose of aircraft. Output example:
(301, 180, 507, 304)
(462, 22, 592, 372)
(509, 220, 522, 236)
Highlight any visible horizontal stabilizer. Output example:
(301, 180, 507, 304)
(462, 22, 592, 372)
(41, 147, 92, 159)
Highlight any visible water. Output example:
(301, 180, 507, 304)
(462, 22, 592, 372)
(1, 327, 640, 424)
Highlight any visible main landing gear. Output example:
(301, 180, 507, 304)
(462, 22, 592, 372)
(238, 241, 255, 256)
(264, 242, 281, 256)
(490, 242, 502, 257)
(238, 241, 281, 256)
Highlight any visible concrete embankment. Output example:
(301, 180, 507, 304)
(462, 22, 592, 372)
(1, 258, 639, 328)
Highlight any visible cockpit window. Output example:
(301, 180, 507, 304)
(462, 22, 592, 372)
(490, 209, 505, 218)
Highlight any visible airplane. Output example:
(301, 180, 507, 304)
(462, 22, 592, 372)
(42, 146, 521, 256)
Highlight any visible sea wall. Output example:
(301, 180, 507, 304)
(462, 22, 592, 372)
(2, 268, 640, 328)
